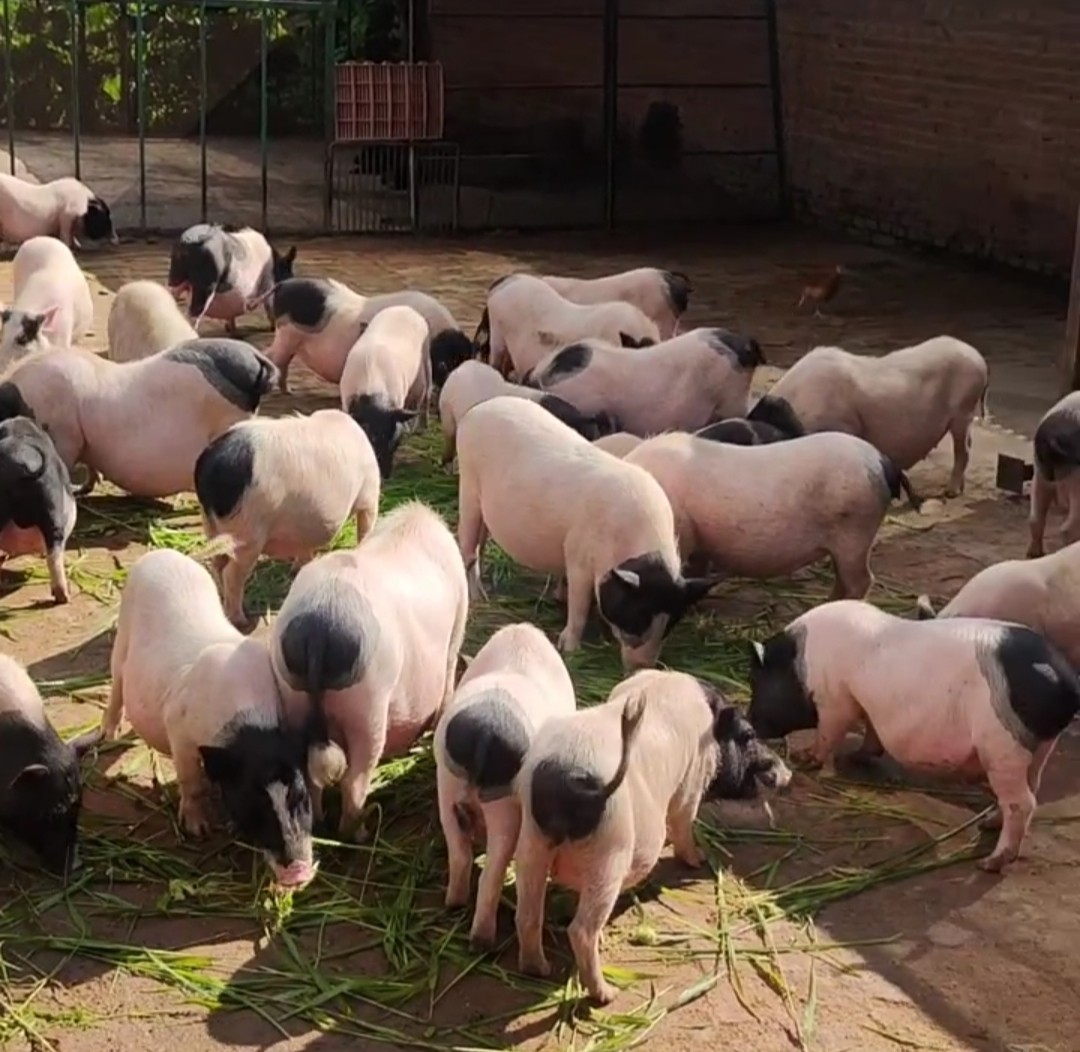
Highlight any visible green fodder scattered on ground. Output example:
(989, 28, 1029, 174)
(0, 423, 986, 1052)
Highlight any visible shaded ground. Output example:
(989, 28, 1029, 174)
(1, 228, 1078, 1052)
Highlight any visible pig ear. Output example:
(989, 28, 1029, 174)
(37, 305, 62, 333)
(199, 745, 240, 784)
(9, 763, 50, 791)
(613, 567, 641, 589)
(1, 307, 11, 324)
(748, 640, 766, 668)
(394, 409, 418, 424)
(284, 246, 298, 265)
(681, 576, 715, 606)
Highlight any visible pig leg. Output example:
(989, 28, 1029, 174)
(668, 794, 705, 868)
(338, 719, 387, 841)
(74, 465, 100, 498)
(515, 827, 555, 978)
(220, 540, 262, 627)
(438, 766, 474, 909)
(981, 738, 1057, 832)
(102, 668, 125, 740)
(800, 705, 860, 778)
(440, 433, 456, 470)
(42, 511, 71, 604)
(1027, 474, 1053, 558)
(556, 567, 591, 654)
(828, 545, 874, 601)
(980, 757, 1037, 873)
(553, 576, 567, 603)
(265, 328, 302, 394)
(945, 415, 974, 497)
(457, 475, 489, 601)
(174, 744, 215, 838)
(355, 503, 376, 543)
(470, 796, 520, 949)
(443, 586, 469, 706)
(851, 719, 885, 764)
(569, 853, 631, 1004)
(1059, 479, 1080, 547)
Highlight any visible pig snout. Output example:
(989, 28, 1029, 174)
(754, 749, 793, 793)
(269, 856, 319, 890)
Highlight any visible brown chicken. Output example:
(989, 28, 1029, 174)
(797, 264, 847, 317)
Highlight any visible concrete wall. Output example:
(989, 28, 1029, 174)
(778, 1, 1080, 275)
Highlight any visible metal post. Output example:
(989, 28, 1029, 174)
(199, 0, 208, 221)
(3, 0, 14, 175)
(407, 0, 418, 233)
(259, 4, 269, 231)
(323, 0, 336, 233)
(135, 1, 146, 230)
(601, 0, 619, 230)
(1060, 205, 1080, 395)
(69, 0, 81, 178)
(765, 0, 789, 220)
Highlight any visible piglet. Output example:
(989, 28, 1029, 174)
(435, 622, 576, 948)
(0, 415, 76, 603)
(0, 236, 94, 365)
(340, 304, 430, 478)
(1029, 390, 1080, 557)
(101, 548, 316, 887)
(916, 540, 1080, 668)
(0, 174, 116, 247)
(167, 223, 296, 334)
(456, 396, 711, 668)
(270, 501, 469, 839)
(515, 669, 790, 1003)
(0, 653, 90, 874)
(107, 280, 197, 363)
(195, 409, 381, 626)
(747, 599, 1080, 872)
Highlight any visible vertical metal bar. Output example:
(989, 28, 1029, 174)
(259, 3, 268, 231)
(136, 1, 146, 231)
(323, 0, 336, 233)
(69, 0, 81, 178)
(1060, 204, 1080, 395)
(199, 0, 208, 221)
(764, 0, 789, 219)
(3, 0, 15, 175)
(601, 0, 619, 230)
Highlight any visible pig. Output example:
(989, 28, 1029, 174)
(456, 396, 712, 669)
(480, 273, 661, 380)
(270, 501, 469, 839)
(1, 150, 38, 184)
(749, 336, 989, 497)
(624, 431, 907, 596)
(915, 541, 1080, 668)
(167, 223, 297, 334)
(747, 599, 1080, 872)
(101, 548, 316, 887)
(1028, 390, 1080, 557)
(107, 280, 198, 363)
(0, 338, 277, 498)
(0, 236, 95, 365)
(266, 277, 474, 394)
(0, 652, 90, 874)
(591, 431, 643, 458)
(194, 409, 381, 626)
(0, 415, 77, 604)
(539, 268, 691, 341)
(437, 359, 617, 466)
(514, 669, 791, 1003)
(434, 622, 577, 948)
(696, 411, 800, 447)
(340, 304, 430, 479)
(0, 174, 116, 247)
(525, 328, 763, 436)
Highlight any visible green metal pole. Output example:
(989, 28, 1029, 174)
(323, 0, 335, 233)
(136, 1, 146, 230)
(199, 0, 207, 221)
(259, 4, 268, 231)
(3, 0, 14, 175)
(69, 0, 81, 178)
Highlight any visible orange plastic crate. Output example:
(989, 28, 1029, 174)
(335, 62, 445, 141)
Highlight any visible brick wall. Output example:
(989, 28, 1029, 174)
(778, 1, 1080, 275)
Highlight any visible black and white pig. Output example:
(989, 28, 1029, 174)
(270, 501, 469, 840)
(101, 548, 316, 888)
(0, 173, 117, 247)
(434, 622, 577, 949)
(0, 338, 277, 498)
(525, 328, 763, 436)
(195, 409, 381, 626)
(266, 277, 474, 394)
(167, 223, 297, 334)
(0, 652, 90, 874)
(696, 406, 802, 447)
(514, 669, 791, 1003)
(749, 336, 988, 498)
(0, 415, 76, 603)
(624, 431, 909, 596)
(456, 396, 712, 669)
(480, 273, 661, 380)
(747, 599, 1080, 873)
(437, 359, 617, 467)
(1028, 390, 1080, 558)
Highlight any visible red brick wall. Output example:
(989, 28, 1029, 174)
(778, 0, 1080, 275)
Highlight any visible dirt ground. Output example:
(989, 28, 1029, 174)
(2, 226, 1080, 1052)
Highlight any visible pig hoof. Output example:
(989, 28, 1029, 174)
(469, 928, 496, 953)
(979, 808, 1003, 832)
(556, 629, 580, 654)
(589, 981, 618, 1006)
(444, 888, 470, 910)
(51, 586, 71, 605)
(518, 952, 551, 978)
(945, 485, 962, 499)
(978, 851, 1014, 874)
(1026, 544, 1044, 559)
(676, 846, 704, 868)
(180, 802, 213, 838)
